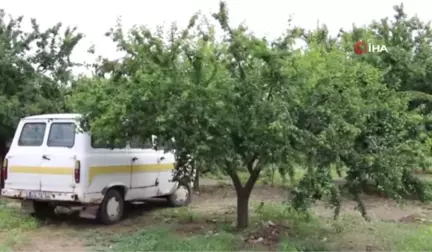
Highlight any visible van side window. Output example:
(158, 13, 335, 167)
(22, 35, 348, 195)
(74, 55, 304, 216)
(47, 123, 76, 148)
(130, 137, 153, 149)
(18, 123, 46, 146)
(91, 136, 126, 149)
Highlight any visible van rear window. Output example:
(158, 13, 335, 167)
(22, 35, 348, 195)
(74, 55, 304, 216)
(47, 123, 76, 148)
(130, 136, 153, 149)
(18, 123, 46, 146)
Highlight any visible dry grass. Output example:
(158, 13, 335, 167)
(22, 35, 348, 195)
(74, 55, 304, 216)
(1, 179, 432, 251)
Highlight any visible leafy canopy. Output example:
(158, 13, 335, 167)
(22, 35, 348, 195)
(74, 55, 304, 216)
(0, 9, 83, 144)
(70, 2, 431, 228)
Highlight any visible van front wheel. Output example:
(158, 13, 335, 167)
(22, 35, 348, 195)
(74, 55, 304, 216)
(97, 189, 124, 225)
(167, 181, 192, 207)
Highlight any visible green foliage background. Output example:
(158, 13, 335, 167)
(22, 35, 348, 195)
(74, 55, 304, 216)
(2, 2, 432, 229)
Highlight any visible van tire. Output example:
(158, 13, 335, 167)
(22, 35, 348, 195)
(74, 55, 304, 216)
(32, 201, 56, 219)
(167, 181, 192, 207)
(97, 189, 124, 225)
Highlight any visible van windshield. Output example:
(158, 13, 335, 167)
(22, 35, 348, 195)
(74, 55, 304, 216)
(47, 123, 76, 148)
(18, 123, 46, 146)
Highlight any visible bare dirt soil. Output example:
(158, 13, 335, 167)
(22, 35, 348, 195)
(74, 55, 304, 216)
(4, 179, 432, 252)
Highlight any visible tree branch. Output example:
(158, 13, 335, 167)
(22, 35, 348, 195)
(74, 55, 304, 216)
(245, 164, 262, 193)
(225, 160, 243, 189)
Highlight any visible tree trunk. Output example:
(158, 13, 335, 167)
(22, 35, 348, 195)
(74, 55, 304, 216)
(193, 167, 200, 191)
(225, 158, 261, 230)
(236, 189, 250, 229)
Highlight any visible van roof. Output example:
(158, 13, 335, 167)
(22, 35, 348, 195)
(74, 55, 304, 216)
(23, 113, 82, 120)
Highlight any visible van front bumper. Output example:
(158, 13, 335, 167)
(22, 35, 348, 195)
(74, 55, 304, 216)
(1, 188, 79, 202)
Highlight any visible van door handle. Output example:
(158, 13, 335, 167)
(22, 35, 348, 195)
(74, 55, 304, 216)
(42, 155, 50, 161)
(157, 156, 165, 163)
(132, 157, 138, 162)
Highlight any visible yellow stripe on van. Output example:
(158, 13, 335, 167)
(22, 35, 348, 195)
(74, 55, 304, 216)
(132, 164, 174, 173)
(8, 164, 174, 185)
(8, 166, 73, 175)
(88, 163, 174, 184)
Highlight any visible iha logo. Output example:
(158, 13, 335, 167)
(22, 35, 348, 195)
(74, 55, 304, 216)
(353, 40, 388, 55)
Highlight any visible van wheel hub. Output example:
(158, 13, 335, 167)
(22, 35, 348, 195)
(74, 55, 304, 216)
(174, 185, 189, 204)
(106, 197, 120, 218)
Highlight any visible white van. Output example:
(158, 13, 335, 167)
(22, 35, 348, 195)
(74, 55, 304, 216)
(0, 113, 192, 224)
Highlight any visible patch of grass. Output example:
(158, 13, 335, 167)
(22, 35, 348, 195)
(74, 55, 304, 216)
(86, 200, 432, 252)
(0, 203, 39, 230)
(279, 241, 331, 252)
(377, 222, 432, 251)
(85, 202, 332, 252)
(251, 202, 332, 251)
(152, 206, 202, 223)
(106, 225, 238, 251)
(2, 183, 430, 252)
(250, 202, 432, 251)
(0, 200, 39, 251)
(326, 215, 432, 251)
(81, 230, 109, 250)
(0, 229, 33, 252)
(105, 225, 308, 252)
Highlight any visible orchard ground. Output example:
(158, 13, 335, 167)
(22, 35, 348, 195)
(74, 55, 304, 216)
(1, 174, 432, 252)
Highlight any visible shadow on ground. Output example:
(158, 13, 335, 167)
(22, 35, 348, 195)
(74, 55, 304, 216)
(40, 198, 171, 228)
